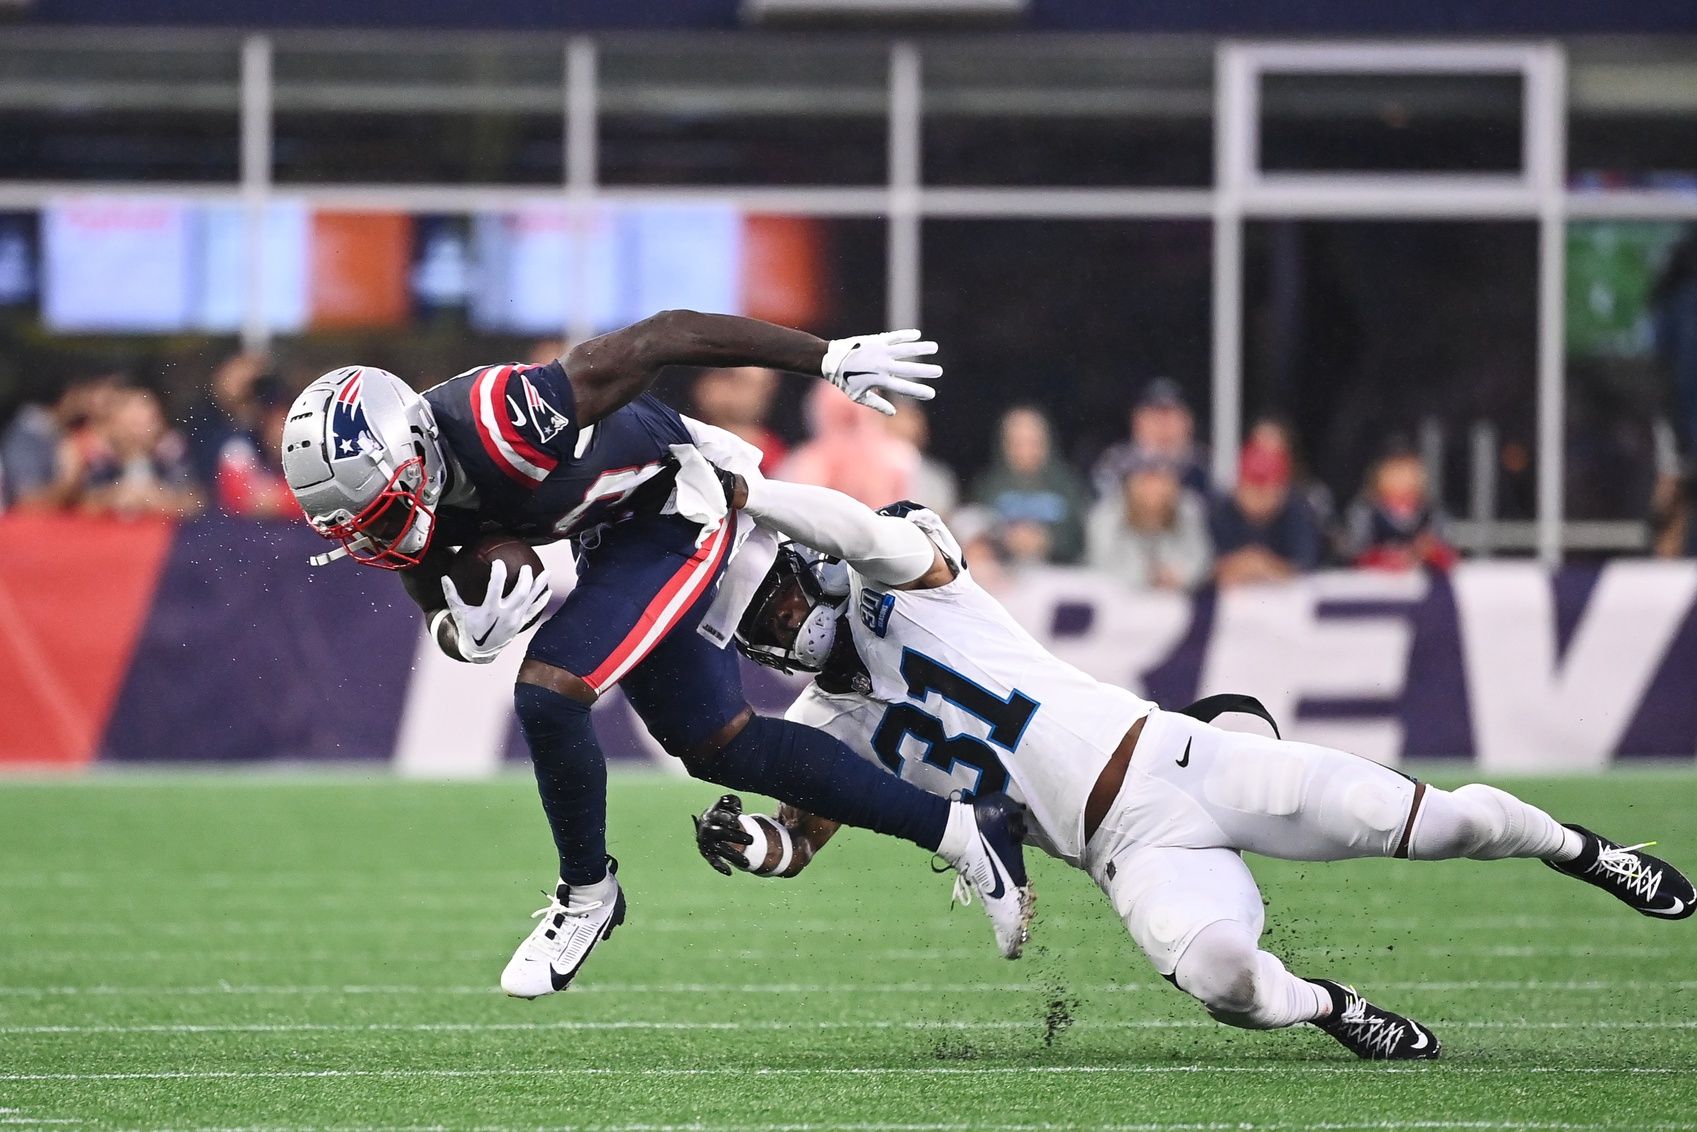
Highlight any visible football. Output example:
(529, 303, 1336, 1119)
(446, 532, 545, 605)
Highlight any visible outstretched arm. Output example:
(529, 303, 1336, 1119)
(563, 310, 939, 425)
(695, 794, 841, 878)
(731, 474, 954, 590)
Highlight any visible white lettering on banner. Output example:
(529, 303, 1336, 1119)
(995, 570, 1192, 699)
(1199, 573, 1423, 764)
(1454, 560, 1697, 771)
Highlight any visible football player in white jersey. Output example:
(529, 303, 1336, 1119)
(691, 470, 1695, 1062)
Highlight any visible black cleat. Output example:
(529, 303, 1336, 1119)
(1545, 824, 1694, 920)
(1308, 980, 1441, 1061)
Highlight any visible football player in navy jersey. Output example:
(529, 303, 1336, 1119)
(279, 310, 1035, 997)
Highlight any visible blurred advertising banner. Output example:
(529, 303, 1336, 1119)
(3, 512, 1695, 771)
(41, 197, 194, 332)
(34, 196, 782, 337)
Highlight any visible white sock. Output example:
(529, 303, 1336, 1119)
(1551, 826, 1587, 864)
(564, 872, 616, 911)
(935, 802, 976, 864)
(1408, 783, 1569, 862)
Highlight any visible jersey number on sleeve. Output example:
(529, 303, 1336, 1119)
(870, 649, 1037, 800)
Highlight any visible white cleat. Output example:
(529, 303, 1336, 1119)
(937, 793, 1034, 959)
(500, 857, 627, 999)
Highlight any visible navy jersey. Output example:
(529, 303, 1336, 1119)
(423, 361, 689, 543)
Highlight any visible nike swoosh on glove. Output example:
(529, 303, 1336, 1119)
(821, 329, 942, 416)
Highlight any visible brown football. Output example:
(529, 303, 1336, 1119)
(446, 533, 545, 606)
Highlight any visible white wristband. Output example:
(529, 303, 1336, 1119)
(739, 814, 795, 877)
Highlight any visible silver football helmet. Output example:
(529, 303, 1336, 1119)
(280, 366, 447, 569)
(734, 543, 850, 674)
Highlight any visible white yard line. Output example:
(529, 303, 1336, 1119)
(10, 944, 1680, 964)
(0, 1067, 1687, 1084)
(126, 1122, 1697, 1132)
(2, 1019, 1695, 1037)
(2, 979, 1693, 998)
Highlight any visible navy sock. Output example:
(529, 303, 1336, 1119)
(697, 715, 950, 851)
(513, 682, 608, 885)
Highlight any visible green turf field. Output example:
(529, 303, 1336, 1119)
(2, 770, 1695, 1131)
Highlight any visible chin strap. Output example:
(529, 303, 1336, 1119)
(307, 545, 350, 568)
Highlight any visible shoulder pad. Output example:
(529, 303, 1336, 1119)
(877, 500, 964, 573)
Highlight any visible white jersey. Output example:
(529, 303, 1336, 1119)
(785, 508, 1154, 864)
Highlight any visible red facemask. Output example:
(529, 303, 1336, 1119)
(313, 456, 437, 570)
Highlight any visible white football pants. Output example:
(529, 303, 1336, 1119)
(1082, 709, 1569, 1028)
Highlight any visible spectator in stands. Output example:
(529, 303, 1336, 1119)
(0, 372, 119, 511)
(1086, 448, 1213, 590)
(1653, 471, 1697, 558)
(182, 352, 270, 488)
(1246, 415, 1339, 558)
(886, 396, 958, 516)
(1343, 445, 1458, 572)
(1653, 227, 1697, 470)
(1209, 434, 1324, 586)
(214, 380, 299, 520)
(778, 384, 917, 507)
(971, 405, 1089, 565)
(82, 387, 202, 519)
(529, 338, 569, 367)
(693, 366, 788, 473)
(1093, 377, 1210, 499)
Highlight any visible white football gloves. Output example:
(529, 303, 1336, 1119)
(440, 559, 552, 664)
(821, 328, 941, 416)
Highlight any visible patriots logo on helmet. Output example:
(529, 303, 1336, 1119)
(330, 370, 381, 460)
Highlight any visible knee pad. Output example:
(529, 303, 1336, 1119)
(1343, 779, 1408, 837)
(1172, 921, 1262, 1019)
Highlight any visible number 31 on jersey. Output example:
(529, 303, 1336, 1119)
(870, 648, 1037, 800)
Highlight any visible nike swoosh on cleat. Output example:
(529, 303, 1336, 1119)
(979, 835, 1007, 900)
(1176, 739, 1191, 768)
(549, 946, 600, 991)
(1645, 896, 1688, 918)
(1409, 1028, 1430, 1051)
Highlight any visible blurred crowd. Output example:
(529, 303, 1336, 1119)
(0, 349, 1478, 592)
(0, 353, 300, 522)
(706, 368, 1461, 593)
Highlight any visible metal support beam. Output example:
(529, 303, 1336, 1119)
(887, 41, 922, 331)
(1530, 44, 1568, 566)
(1211, 44, 1254, 489)
(565, 37, 599, 345)
(239, 34, 272, 352)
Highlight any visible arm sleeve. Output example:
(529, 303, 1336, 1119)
(741, 476, 938, 587)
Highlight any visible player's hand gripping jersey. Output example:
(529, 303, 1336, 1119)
(785, 507, 1154, 865)
(423, 361, 690, 545)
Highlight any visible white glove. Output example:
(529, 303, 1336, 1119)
(821, 328, 941, 416)
(440, 559, 552, 664)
